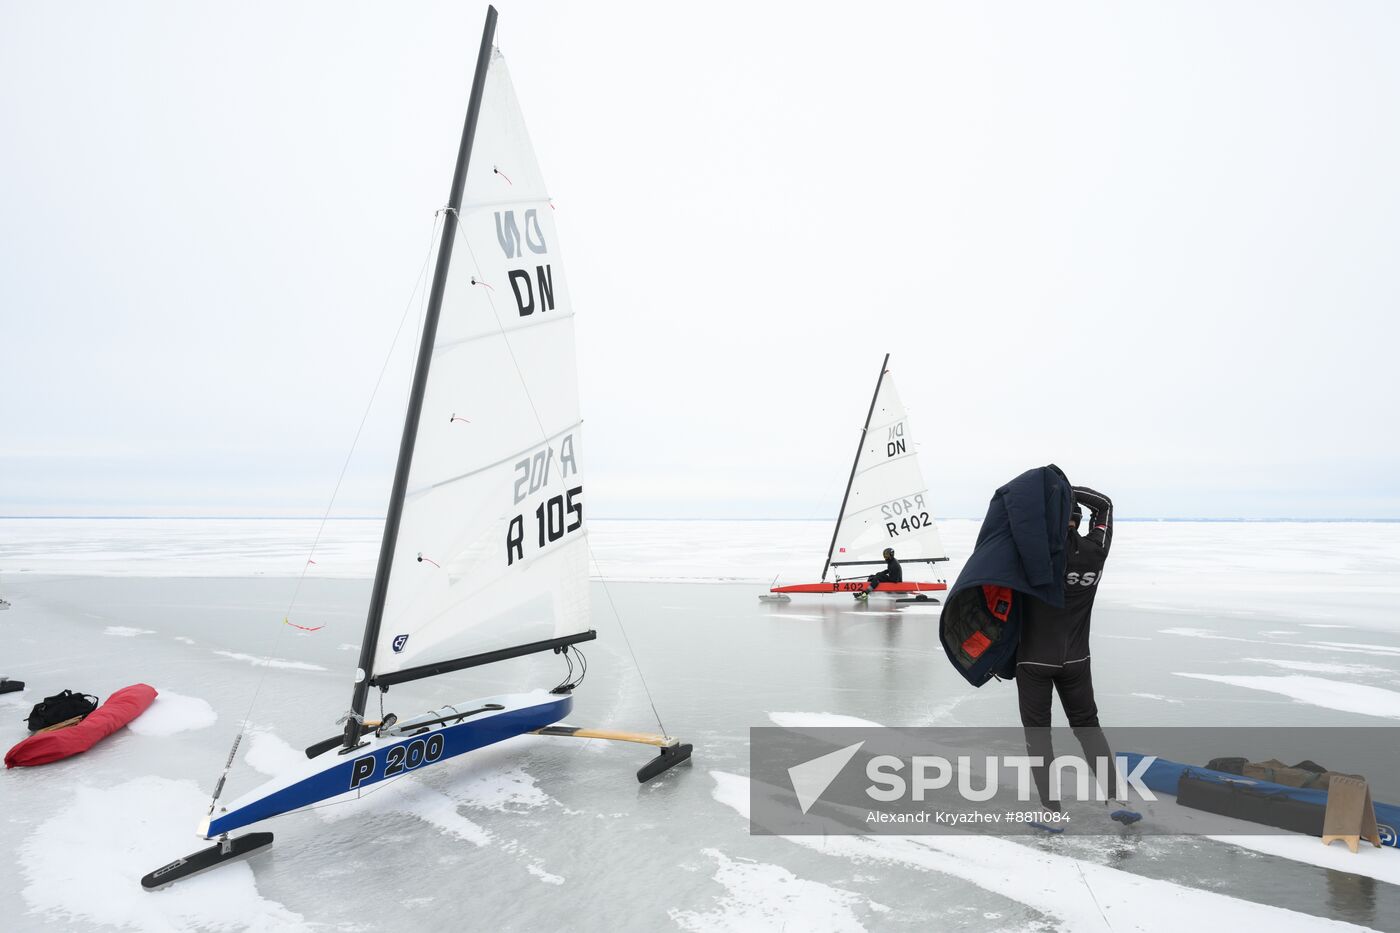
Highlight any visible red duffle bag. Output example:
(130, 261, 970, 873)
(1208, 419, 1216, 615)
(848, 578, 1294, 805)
(5, 683, 158, 768)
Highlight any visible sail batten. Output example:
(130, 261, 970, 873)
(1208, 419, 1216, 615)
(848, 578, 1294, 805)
(433, 313, 577, 355)
(408, 419, 585, 498)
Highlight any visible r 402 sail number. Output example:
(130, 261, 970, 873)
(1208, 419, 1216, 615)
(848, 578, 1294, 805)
(885, 512, 931, 538)
(880, 495, 930, 538)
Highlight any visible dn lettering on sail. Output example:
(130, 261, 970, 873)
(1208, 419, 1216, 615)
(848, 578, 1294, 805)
(886, 421, 906, 458)
(506, 433, 583, 566)
(495, 209, 554, 318)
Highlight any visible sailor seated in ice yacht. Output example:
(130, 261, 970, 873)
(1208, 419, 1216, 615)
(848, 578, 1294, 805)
(855, 547, 903, 600)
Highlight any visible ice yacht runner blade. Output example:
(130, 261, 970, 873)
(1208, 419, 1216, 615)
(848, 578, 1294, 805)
(141, 833, 274, 891)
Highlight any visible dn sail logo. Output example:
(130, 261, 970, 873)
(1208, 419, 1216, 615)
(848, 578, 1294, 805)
(495, 209, 554, 319)
(392, 634, 409, 653)
(495, 209, 546, 258)
(886, 421, 906, 458)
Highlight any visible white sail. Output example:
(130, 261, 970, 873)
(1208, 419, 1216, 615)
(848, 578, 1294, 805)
(372, 47, 589, 680)
(829, 368, 946, 571)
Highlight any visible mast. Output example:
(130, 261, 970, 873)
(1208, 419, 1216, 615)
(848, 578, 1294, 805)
(821, 353, 890, 581)
(346, 5, 499, 747)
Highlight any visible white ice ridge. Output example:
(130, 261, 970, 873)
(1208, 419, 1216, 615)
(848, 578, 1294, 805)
(103, 625, 155, 637)
(1160, 628, 1400, 657)
(768, 712, 883, 729)
(1204, 833, 1400, 887)
(708, 772, 1370, 933)
(211, 650, 327, 671)
(1131, 693, 1184, 704)
(128, 689, 217, 736)
(1174, 673, 1400, 720)
(669, 848, 879, 932)
(19, 777, 308, 933)
(1242, 657, 1392, 676)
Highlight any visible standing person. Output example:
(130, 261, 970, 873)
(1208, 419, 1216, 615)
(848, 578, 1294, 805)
(1015, 487, 1131, 816)
(855, 547, 902, 600)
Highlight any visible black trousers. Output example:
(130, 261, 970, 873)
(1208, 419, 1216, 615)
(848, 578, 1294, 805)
(865, 570, 898, 589)
(1016, 660, 1118, 807)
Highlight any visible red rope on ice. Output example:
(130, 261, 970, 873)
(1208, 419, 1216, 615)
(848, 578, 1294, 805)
(417, 553, 440, 569)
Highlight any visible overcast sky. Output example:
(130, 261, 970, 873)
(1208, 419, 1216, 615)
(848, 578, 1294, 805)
(2, 1, 1397, 520)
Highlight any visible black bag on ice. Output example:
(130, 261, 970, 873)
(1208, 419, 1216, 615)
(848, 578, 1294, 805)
(25, 689, 99, 732)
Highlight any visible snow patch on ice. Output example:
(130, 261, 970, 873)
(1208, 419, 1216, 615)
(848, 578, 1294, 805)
(708, 771, 1362, 932)
(128, 689, 216, 736)
(212, 650, 326, 671)
(524, 861, 565, 885)
(924, 693, 973, 724)
(339, 778, 493, 846)
(1242, 658, 1390, 676)
(18, 776, 306, 932)
(1132, 693, 1184, 704)
(498, 837, 566, 885)
(1161, 628, 1400, 657)
(454, 764, 552, 812)
(245, 729, 307, 776)
(284, 736, 565, 884)
(669, 848, 873, 932)
(103, 625, 155, 637)
(173, 636, 195, 645)
(1209, 833, 1400, 886)
(1175, 673, 1400, 719)
(338, 643, 359, 651)
(768, 712, 883, 729)
(1315, 641, 1400, 657)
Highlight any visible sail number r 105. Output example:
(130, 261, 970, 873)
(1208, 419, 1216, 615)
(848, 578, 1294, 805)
(506, 485, 583, 566)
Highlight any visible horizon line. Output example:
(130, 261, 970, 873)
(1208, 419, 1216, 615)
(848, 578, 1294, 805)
(1, 515, 1398, 524)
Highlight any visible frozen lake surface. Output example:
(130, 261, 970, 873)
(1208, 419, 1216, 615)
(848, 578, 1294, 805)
(2, 519, 1399, 931)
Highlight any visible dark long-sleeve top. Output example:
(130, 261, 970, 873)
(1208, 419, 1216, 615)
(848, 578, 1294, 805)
(882, 555, 903, 583)
(1016, 486, 1113, 668)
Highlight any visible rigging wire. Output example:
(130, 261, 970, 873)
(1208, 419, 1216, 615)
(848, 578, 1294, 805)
(1072, 854, 1113, 932)
(551, 644, 589, 694)
(456, 222, 670, 739)
(204, 211, 443, 813)
(281, 210, 444, 627)
(590, 555, 670, 739)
